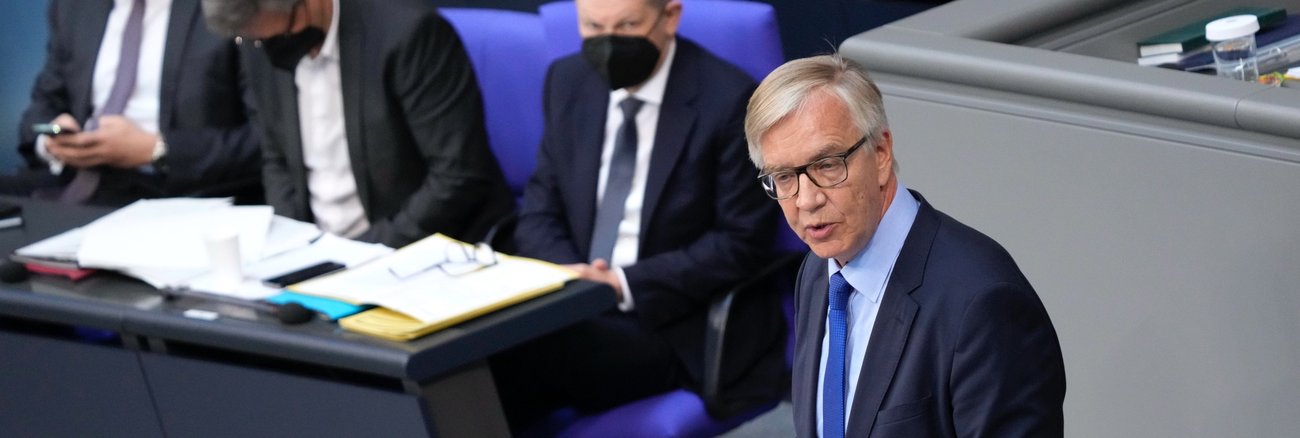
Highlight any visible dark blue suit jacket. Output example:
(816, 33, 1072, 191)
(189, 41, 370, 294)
(18, 0, 261, 205)
(792, 191, 1066, 437)
(516, 38, 783, 409)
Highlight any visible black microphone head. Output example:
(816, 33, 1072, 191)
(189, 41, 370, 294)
(274, 301, 314, 325)
(0, 261, 29, 283)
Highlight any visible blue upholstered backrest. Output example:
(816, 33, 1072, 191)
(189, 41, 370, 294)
(440, 8, 549, 200)
(538, 0, 784, 82)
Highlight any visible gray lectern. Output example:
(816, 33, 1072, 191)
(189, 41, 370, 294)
(840, 0, 1300, 436)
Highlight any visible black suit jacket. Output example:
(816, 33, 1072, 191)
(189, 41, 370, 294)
(516, 39, 784, 411)
(242, 0, 512, 248)
(792, 191, 1066, 437)
(18, 0, 261, 205)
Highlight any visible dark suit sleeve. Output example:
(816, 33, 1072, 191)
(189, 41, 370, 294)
(260, 133, 299, 219)
(158, 44, 261, 196)
(621, 86, 777, 327)
(951, 281, 1067, 437)
(17, 0, 71, 169)
(253, 66, 301, 219)
(356, 13, 502, 246)
(514, 62, 584, 264)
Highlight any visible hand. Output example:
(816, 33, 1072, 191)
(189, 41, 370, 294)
(48, 115, 158, 169)
(564, 260, 624, 301)
(42, 114, 82, 152)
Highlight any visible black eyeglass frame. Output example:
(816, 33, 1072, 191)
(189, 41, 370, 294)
(386, 241, 499, 280)
(757, 135, 869, 200)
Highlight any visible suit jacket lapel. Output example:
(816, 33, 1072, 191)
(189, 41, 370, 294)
(337, 0, 369, 212)
(569, 69, 609, 257)
(796, 259, 831, 437)
(76, 0, 115, 120)
(845, 193, 937, 436)
(158, 0, 198, 130)
(640, 44, 696, 237)
(273, 68, 307, 215)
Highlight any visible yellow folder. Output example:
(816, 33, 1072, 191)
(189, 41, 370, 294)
(288, 234, 577, 341)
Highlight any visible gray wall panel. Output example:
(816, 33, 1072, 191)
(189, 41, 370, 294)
(888, 0, 1131, 41)
(842, 27, 1283, 133)
(875, 75, 1300, 436)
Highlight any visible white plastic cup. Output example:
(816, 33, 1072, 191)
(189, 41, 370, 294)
(1207, 15, 1260, 82)
(205, 228, 242, 287)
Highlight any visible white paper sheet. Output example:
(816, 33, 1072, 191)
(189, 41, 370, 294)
(175, 233, 392, 300)
(13, 226, 85, 264)
(291, 235, 575, 323)
(77, 201, 273, 271)
(12, 198, 396, 302)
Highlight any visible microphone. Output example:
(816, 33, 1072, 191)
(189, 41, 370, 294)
(165, 289, 316, 325)
(0, 261, 29, 283)
(270, 301, 314, 325)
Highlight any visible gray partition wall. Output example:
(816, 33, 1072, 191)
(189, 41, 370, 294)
(841, 0, 1300, 436)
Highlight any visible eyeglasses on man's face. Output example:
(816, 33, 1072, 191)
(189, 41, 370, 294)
(757, 135, 868, 201)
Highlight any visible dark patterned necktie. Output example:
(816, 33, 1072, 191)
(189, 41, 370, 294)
(823, 272, 852, 438)
(61, 0, 146, 204)
(588, 97, 643, 262)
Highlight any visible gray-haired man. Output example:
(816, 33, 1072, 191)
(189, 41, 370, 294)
(747, 55, 1066, 437)
(201, 0, 511, 247)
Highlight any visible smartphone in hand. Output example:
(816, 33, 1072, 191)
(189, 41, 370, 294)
(32, 123, 78, 136)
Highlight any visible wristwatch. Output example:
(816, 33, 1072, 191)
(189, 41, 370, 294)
(152, 136, 169, 172)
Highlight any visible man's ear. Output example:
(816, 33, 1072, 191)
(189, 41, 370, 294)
(875, 129, 894, 187)
(662, 0, 683, 36)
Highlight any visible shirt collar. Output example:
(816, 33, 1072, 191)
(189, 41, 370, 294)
(115, 0, 172, 17)
(312, 0, 342, 61)
(828, 181, 920, 303)
(610, 37, 676, 107)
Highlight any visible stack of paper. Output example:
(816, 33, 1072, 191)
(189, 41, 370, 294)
(290, 234, 578, 341)
(76, 198, 274, 272)
(12, 201, 575, 339)
(182, 233, 391, 299)
(11, 198, 391, 300)
(13, 226, 84, 269)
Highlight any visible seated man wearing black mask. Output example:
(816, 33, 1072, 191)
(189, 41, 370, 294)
(200, 0, 512, 247)
(494, 0, 783, 430)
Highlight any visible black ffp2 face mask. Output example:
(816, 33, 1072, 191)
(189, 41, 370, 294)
(262, 27, 325, 71)
(581, 34, 661, 90)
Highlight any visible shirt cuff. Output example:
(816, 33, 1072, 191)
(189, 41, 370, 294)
(35, 135, 64, 174)
(614, 266, 635, 312)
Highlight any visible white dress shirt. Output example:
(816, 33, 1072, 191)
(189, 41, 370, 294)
(38, 0, 171, 173)
(596, 38, 677, 311)
(296, 0, 369, 239)
(817, 182, 919, 436)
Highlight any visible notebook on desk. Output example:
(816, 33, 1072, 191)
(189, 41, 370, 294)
(287, 234, 578, 341)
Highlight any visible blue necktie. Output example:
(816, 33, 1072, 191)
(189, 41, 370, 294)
(60, 0, 146, 204)
(823, 272, 852, 438)
(588, 97, 643, 262)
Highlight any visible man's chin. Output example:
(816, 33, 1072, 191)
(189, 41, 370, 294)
(808, 243, 843, 261)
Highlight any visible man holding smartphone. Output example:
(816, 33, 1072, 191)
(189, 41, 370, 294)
(9, 0, 262, 206)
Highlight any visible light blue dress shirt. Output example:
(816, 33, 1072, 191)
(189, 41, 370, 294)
(816, 182, 920, 436)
